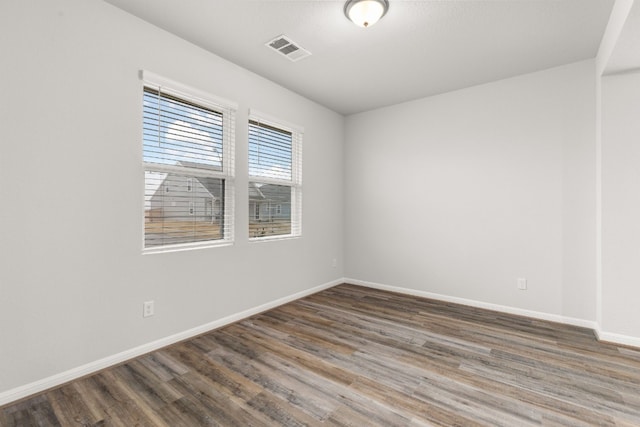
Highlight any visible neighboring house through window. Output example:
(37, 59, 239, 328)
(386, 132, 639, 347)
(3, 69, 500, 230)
(141, 71, 236, 251)
(248, 112, 302, 239)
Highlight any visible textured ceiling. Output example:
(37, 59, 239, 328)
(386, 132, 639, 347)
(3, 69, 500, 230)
(104, 0, 615, 115)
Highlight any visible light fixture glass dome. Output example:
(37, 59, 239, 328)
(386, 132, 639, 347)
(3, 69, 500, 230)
(345, 0, 389, 28)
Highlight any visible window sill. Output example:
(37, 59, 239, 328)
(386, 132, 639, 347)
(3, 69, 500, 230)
(248, 234, 301, 243)
(143, 240, 233, 255)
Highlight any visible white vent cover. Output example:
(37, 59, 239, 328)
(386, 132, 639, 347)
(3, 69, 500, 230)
(265, 35, 311, 62)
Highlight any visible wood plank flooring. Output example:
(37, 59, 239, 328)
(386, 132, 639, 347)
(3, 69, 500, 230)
(2, 284, 640, 426)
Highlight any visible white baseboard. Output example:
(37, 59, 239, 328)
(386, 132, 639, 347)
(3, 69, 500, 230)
(0, 278, 343, 407)
(595, 327, 640, 349)
(344, 278, 599, 331)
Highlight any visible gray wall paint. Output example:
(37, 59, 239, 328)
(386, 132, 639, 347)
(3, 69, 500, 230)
(345, 61, 597, 321)
(601, 72, 640, 339)
(0, 0, 344, 393)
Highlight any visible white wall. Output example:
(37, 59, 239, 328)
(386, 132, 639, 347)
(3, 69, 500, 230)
(594, 0, 640, 347)
(601, 71, 640, 339)
(345, 61, 597, 321)
(0, 0, 344, 395)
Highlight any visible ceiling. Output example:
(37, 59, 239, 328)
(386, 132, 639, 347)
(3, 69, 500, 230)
(104, 0, 615, 115)
(605, 0, 640, 75)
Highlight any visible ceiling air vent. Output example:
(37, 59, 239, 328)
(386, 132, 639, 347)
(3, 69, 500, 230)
(265, 35, 311, 62)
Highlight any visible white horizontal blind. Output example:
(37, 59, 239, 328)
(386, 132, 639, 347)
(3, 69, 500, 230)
(143, 89, 224, 170)
(142, 81, 235, 250)
(248, 116, 302, 239)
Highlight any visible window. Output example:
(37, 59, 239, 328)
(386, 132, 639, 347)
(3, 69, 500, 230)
(142, 71, 236, 251)
(248, 112, 302, 239)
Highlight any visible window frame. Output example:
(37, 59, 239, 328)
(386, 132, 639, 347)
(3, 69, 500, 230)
(140, 71, 237, 253)
(248, 110, 303, 241)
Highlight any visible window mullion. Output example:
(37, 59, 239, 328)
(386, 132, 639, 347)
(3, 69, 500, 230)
(144, 162, 228, 180)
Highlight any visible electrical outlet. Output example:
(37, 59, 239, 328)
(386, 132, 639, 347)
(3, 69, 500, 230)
(517, 278, 527, 290)
(332, 258, 337, 268)
(143, 300, 155, 317)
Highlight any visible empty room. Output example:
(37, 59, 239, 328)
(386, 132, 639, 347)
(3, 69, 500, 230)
(1, 0, 640, 425)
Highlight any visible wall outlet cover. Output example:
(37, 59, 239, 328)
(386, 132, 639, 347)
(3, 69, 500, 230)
(143, 300, 155, 317)
(517, 278, 527, 290)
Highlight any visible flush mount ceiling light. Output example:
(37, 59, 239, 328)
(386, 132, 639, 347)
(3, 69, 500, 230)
(344, 0, 389, 28)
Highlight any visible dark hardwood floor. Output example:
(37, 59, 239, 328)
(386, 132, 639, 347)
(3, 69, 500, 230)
(2, 284, 640, 426)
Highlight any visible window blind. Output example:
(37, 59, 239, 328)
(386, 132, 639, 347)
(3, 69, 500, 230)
(248, 120, 292, 180)
(142, 82, 235, 250)
(143, 88, 224, 171)
(248, 117, 302, 239)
